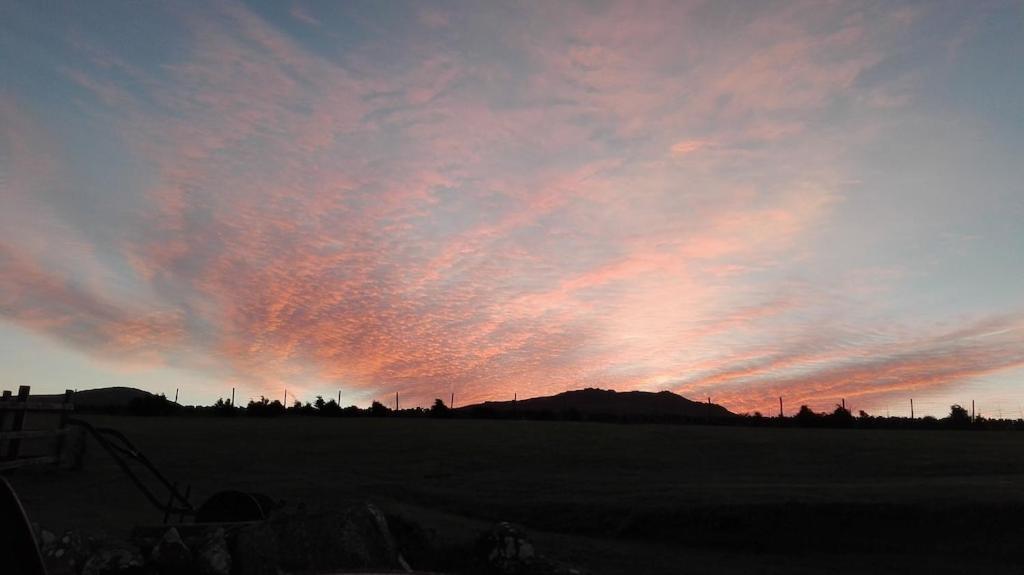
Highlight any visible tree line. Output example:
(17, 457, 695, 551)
(96, 393, 1024, 430)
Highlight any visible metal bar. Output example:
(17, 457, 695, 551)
(0, 456, 59, 471)
(7, 386, 30, 461)
(0, 429, 67, 440)
(0, 403, 76, 412)
(0, 391, 11, 457)
(55, 390, 73, 462)
(66, 418, 194, 517)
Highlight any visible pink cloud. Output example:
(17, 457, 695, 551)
(3, 0, 1017, 412)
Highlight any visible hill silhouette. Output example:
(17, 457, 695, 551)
(459, 388, 735, 419)
(31, 386, 157, 408)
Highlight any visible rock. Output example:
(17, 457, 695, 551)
(480, 522, 536, 574)
(39, 529, 57, 548)
(232, 522, 278, 575)
(476, 522, 588, 575)
(81, 543, 146, 575)
(195, 527, 232, 575)
(40, 529, 88, 575)
(150, 528, 192, 575)
(267, 502, 403, 573)
(386, 511, 441, 570)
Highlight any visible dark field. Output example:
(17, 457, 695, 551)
(10, 416, 1024, 574)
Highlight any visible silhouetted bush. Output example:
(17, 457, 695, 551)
(796, 405, 821, 427)
(127, 393, 177, 416)
(369, 400, 392, 417)
(947, 404, 971, 428)
(827, 404, 854, 427)
(212, 397, 238, 417)
(430, 398, 450, 417)
(247, 396, 286, 417)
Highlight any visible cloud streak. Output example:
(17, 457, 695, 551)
(2, 1, 1021, 411)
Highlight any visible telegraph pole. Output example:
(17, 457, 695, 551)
(910, 398, 914, 419)
(779, 397, 784, 418)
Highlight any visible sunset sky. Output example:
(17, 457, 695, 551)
(2, 1, 1022, 416)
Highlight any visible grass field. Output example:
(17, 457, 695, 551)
(9, 416, 1024, 574)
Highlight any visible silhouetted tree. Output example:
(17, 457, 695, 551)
(948, 404, 971, 428)
(319, 399, 342, 416)
(430, 398, 450, 417)
(796, 405, 820, 426)
(369, 400, 391, 417)
(213, 397, 236, 417)
(128, 393, 177, 416)
(247, 396, 285, 416)
(828, 404, 854, 426)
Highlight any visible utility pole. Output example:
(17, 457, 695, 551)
(910, 398, 914, 419)
(972, 400, 975, 422)
(231, 387, 235, 407)
(841, 398, 846, 411)
(174, 388, 179, 404)
(395, 392, 399, 411)
(337, 390, 341, 405)
(451, 392, 455, 409)
(284, 389, 287, 406)
(779, 396, 784, 418)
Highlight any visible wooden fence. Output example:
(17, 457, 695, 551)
(0, 386, 74, 472)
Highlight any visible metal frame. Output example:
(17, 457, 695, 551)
(66, 418, 195, 522)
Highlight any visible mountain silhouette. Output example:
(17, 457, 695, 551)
(459, 388, 735, 418)
(30, 386, 157, 408)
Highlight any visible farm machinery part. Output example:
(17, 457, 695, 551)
(66, 418, 272, 524)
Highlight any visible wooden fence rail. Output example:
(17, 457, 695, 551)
(0, 386, 74, 472)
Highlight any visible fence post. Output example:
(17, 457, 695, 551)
(8, 385, 31, 461)
(54, 389, 73, 463)
(0, 390, 11, 457)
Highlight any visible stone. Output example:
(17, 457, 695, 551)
(40, 529, 88, 575)
(232, 522, 278, 575)
(150, 527, 192, 575)
(192, 527, 231, 575)
(481, 522, 536, 573)
(81, 544, 146, 575)
(267, 502, 403, 573)
(475, 522, 588, 575)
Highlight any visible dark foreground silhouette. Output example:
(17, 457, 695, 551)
(39, 386, 1024, 431)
